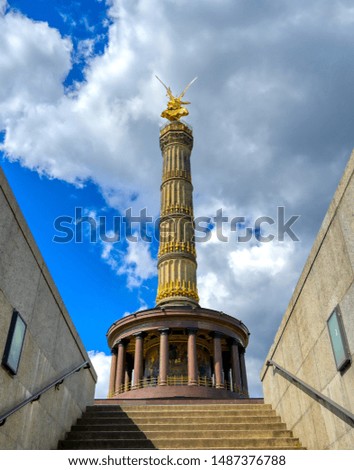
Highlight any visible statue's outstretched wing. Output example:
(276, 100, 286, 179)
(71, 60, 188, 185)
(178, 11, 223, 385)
(179, 77, 198, 99)
(156, 75, 174, 100)
(155, 75, 169, 91)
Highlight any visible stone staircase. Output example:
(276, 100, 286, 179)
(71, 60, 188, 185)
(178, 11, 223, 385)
(59, 400, 304, 450)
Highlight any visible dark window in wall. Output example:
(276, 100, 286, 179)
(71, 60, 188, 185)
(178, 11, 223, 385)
(2, 310, 27, 375)
(327, 306, 351, 372)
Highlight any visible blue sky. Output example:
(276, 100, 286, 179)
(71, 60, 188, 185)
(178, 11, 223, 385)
(1, 0, 353, 397)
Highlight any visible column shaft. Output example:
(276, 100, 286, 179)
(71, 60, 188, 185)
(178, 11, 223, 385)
(159, 329, 169, 386)
(124, 370, 130, 392)
(240, 348, 249, 396)
(133, 333, 144, 388)
(108, 349, 117, 397)
(115, 340, 127, 394)
(213, 333, 224, 388)
(231, 341, 242, 394)
(187, 329, 198, 385)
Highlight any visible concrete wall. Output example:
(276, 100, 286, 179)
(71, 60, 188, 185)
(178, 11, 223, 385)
(0, 167, 97, 449)
(261, 151, 354, 449)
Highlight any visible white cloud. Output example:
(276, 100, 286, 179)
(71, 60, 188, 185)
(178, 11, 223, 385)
(335, 4, 354, 24)
(0, 0, 7, 16)
(117, 236, 157, 288)
(88, 350, 111, 398)
(76, 39, 96, 62)
(198, 272, 229, 309)
(229, 242, 293, 278)
(198, 239, 294, 310)
(100, 233, 156, 288)
(0, 10, 72, 114)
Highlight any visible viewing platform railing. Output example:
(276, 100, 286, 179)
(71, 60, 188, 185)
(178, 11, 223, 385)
(113, 374, 248, 397)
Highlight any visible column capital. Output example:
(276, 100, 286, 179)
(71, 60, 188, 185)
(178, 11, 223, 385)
(111, 346, 118, 355)
(133, 331, 147, 339)
(117, 338, 130, 347)
(158, 328, 170, 335)
(187, 327, 198, 335)
(210, 331, 224, 339)
(230, 338, 241, 347)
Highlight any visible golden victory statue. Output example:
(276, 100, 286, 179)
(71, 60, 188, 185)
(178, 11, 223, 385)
(156, 75, 197, 121)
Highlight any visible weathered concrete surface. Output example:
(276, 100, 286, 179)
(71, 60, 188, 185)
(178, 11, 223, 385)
(0, 167, 97, 449)
(261, 151, 354, 449)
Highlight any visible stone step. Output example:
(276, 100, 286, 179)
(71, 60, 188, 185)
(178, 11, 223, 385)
(77, 415, 282, 425)
(153, 437, 303, 450)
(94, 398, 265, 405)
(66, 430, 293, 440)
(59, 439, 156, 450)
(82, 409, 277, 418)
(59, 401, 304, 450)
(66, 431, 149, 440)
(72, 422, 287, 432)
(87, 404, 272, 412)
(59, 437, 302, 450)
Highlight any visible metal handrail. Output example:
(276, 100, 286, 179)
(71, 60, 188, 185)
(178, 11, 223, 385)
(0, 360, 91, 426)
(267, 359, 354, 427)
